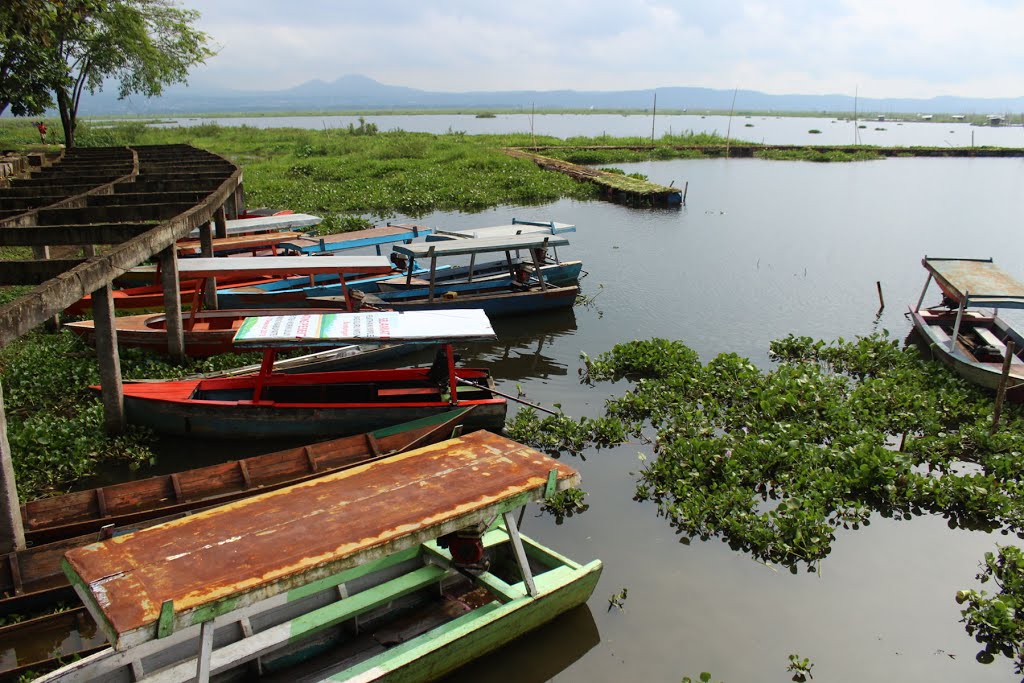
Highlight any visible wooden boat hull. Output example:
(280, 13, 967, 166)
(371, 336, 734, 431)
(910, 308, 1024, 395)
(35, 530, 600, 683)
(20, 409, 475, 546)
(114, 367, 507, 438)
(368, 285, 580, 317)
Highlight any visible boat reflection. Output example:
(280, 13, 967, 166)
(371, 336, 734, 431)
(443, 604, 600, 683)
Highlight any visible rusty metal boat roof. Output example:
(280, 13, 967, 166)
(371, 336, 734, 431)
(923, 257, 1024, 309)
(231, 309, 496, 346)
(62, 430, 577, 650)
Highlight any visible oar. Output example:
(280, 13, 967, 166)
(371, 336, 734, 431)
(455, 377, 560, 416)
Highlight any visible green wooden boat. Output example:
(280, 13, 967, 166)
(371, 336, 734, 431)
(38, 431, 602, 683)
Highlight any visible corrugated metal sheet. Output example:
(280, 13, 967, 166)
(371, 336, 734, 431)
(63, 431, 578, 649)
(924, 257, 1024, 308)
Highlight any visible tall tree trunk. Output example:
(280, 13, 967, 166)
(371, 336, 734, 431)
(56, 89, 75, 148)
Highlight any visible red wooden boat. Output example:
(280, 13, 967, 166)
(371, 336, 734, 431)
(110, 310, 508, 439)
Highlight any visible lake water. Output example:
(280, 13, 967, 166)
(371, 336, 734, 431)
(111, 155, 1024, 682)
(369, 156, 1023, 683)
(157, 113, 1024, 148)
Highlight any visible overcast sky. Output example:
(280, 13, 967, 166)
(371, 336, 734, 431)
(183, 0, 1024, 99)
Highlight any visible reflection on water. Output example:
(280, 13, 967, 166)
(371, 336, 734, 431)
(444, 605, 600, 683)
(66, 157, 1024, 683)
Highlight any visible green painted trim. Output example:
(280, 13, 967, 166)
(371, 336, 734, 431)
(157, 599, 175, 639)
(370, 407, 469, 438)
(544, 468, 558, 498)
(286, 545, 422, 602)
(190, 596, 238, 626)
(331, 559, 602, 681)
(421, 542, 524, 603)
(289, 564, 448, 643)
(61, 557, 119, 644)
(519, 534, 582, 571)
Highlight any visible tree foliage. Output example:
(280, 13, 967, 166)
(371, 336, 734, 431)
(1, 0, 214, 146)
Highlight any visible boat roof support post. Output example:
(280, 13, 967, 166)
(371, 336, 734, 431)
(196, 618, 214, 683)
(157, 247, 186, 363)
(531, 238, 549, 291)
(915, 273, 933, 312)
(446, 344, 459, 406)
(405, 251, 416, 287)
(92, 284, 126, 435)
(467, 253, 476, 283)
(340, 274, 353, 312)
(0, 381, 26, 553)
(505, 250, 515, 280)
(198, 221, 218, 310)
(252, 350, 277, 402)
(427, 246, 438, 303)
(950, 291, 968, 354)
(502, 510, 538, 597)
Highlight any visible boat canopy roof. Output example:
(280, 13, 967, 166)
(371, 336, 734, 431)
(232, 309, 496, 347)
(186, 213, 322, 238)
(394, 233, 571, 258)
(279, 224, 433, 254)
(924, 257, 1024, 309)
(176, 255, 392, 278)
(428, 219, 576, 242)
(62, 431, 579, 650)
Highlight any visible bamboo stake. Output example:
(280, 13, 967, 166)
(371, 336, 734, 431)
(456, 377, 559, 416)
(991, 339, 1015, 434)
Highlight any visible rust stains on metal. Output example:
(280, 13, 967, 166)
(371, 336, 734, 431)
(63, 431, 577, 646)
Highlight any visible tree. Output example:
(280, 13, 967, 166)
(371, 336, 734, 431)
(0, 1, 64, 117)
(51, 0, 214, 147)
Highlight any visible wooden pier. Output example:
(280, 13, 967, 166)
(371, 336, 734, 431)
(0, 144, 245, 557)
(504, 148, 684, 206)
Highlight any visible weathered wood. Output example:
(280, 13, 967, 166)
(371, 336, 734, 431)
(157, 247, 185, 362)
(0, 382, 26, 553)
(92, 285, 126, 435)
(0, 258, 89, 285)
(63, 431, 579, 650)
(0, 222, 158, 246)
(214, 205, 227, 239)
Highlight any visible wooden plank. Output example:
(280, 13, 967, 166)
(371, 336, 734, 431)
(62, 431, 579, 650)
(175, 255, 392, 277)
(0, 222, 158, 246)
(140, 565, 449, 683)
(394, 233, 570, 258)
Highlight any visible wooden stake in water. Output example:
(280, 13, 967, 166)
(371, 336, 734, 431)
(725, 87, 738, 157)
(651, 91, 657, 144)
(876, 280, 885, 311)
(991, 339, 1015, 434)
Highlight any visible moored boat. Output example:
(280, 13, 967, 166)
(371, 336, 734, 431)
(39, 430, 601, 683)
(910, 256, 1024, 395)
(112, 310, 507, 438)
(21, 408, 474, 546)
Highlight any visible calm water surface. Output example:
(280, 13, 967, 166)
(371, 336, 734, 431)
(142, 157, 1024, 682)
(157, 113, 1024, 148)
(400, 157, 1023, 682)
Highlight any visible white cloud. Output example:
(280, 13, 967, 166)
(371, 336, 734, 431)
(182, 0, 1024, 98)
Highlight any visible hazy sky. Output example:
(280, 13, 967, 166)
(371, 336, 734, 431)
(184, 0, 1023, 99)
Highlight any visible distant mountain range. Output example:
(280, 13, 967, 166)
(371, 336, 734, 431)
(76, 74, 1024, 116)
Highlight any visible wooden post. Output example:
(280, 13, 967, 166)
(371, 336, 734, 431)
(214, 205, 228, 239)
(427, 245, 437, 303)
(196, 618, 214, 683)
(234, 184, 246, 217)
(502, 510, 537, 597)
(876, 281, 885, 311)
(0, 381, 26, 553)
(33, 244, 61, 331)
(199, 221, 218, 310)
(157, 247, 186, 362)
(991, 340, 1015, 434)
(92, 285, 126, 435)
(682, 181, 688, 206)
